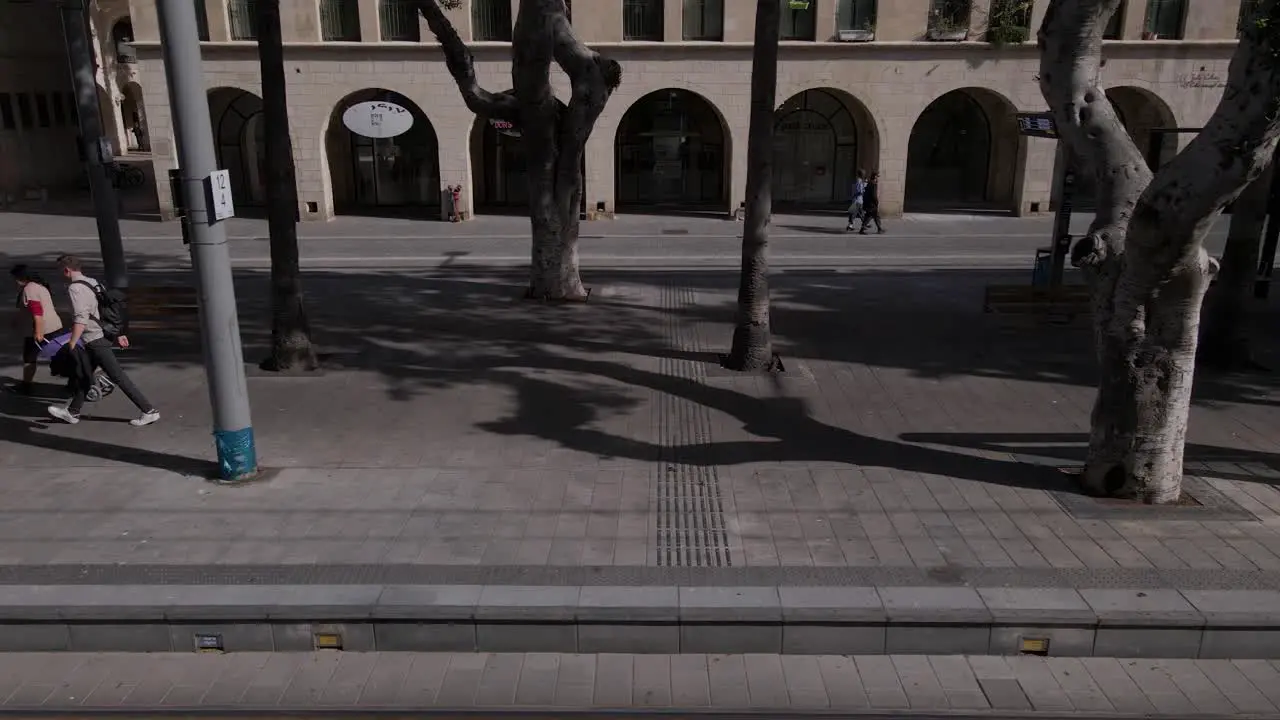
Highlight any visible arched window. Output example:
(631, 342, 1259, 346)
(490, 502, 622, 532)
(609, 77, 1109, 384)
(111, 18, 136, 64)
(1144, 0, 1186, 39)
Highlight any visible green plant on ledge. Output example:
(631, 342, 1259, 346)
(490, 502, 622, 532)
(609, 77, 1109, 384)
(984, 0, 1033, 46)
(987, 24, 1030, 45)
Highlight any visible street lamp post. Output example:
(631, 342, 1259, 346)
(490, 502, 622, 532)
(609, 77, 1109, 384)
(155, 0, 258, 481)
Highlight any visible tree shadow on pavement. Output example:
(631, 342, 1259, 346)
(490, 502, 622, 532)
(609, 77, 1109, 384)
(0, 245, 1277, 493)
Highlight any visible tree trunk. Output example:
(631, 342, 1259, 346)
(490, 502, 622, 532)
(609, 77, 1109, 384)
(1040, 0, 1280, 502)
(256, 0, 317, 371)
(723, 0, 780, 371)
(1201, 165, 1273, 370)
(417, 0, 619, 300)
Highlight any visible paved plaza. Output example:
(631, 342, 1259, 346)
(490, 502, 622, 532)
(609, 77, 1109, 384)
(0, 258, 1275, 577)
(4, 651, 1280, 715)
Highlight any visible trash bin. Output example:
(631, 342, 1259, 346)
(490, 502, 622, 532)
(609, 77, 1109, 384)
(1032, 247, 1051, 286)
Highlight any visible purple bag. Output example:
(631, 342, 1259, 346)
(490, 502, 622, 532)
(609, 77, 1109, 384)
(35, 332, 79, 362)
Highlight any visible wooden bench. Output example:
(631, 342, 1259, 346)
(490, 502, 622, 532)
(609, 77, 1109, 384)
(983, 284, 1093, 322)
(126, 286, 199, 331)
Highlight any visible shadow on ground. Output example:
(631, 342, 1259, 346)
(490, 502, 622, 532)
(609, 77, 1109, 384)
(1, 246, 1277, 489)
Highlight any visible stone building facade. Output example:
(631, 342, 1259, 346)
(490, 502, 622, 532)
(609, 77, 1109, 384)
(0, 0, 1251, 219)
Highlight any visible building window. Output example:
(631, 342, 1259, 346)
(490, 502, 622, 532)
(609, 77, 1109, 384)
(320, 0, 361, 40)
(986, 0, 1031, 43)
(927, 0, 970, 39)
(112, 19, 137, 63)
(683, 0, 723, 40)
(34, 93, 50, 127)
(781, 0, 815, 40)
(1144, 0, 1185, 39)
(623, 0, 663, 41)
(51, 93, 65, 126)
(15, 93, 32, 129)
(1104, 0, 1125, 38)
(473, 0, 512, 41)
(380, 0, 420, 41)
(837, 0, 876, 33)
(0, 94, 14, 130)
(196, 0, 211, 40)
(228, 0, 257, 40)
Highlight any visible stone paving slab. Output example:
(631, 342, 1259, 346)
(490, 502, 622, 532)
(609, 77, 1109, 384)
(0, 267, 1276, 661)
(1, 651, 1277, 716)
(0, 583, 1274, 658)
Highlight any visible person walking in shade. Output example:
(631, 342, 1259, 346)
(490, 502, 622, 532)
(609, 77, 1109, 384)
(46, 254, 160, 426)
(846, 169, 867, 231)
(859, 171, 885, 235)
(9, 264, 67, 395)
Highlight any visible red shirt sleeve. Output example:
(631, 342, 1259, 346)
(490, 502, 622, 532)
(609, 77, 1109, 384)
(26, 299, 43, 317)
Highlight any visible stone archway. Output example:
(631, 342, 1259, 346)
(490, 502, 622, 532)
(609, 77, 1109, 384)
(207, 87, 265, 207)
(120, 82, 148, 152)
(904, 87, 1022, 213)
(1052, 85, 1178, 209)
(772, 88, 879, 209)
(470, 115, 527, 215)
(614, 88, 729, 212)
(324, 88, 441, 217)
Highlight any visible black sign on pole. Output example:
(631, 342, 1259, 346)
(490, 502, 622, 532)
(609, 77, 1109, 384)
(1016, 112, 1059, 139)
(1017, 112, 1071, 286)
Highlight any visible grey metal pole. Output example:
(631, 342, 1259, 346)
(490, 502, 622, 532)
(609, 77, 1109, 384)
(156, 0, 258, 482)
(59, 0, 128, 289)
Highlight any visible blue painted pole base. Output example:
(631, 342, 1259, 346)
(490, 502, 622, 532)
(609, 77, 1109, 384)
(214, 426, 258, 482)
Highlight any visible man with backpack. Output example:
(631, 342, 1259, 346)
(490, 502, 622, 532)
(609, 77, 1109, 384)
(46, 254, 160, 426)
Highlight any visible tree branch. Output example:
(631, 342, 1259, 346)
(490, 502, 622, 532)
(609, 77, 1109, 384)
(546, 1, 622, 218)
(412, 0, 519, 120)
(1136, 0, 1280, 246)
(1038, 0, 1150, 271)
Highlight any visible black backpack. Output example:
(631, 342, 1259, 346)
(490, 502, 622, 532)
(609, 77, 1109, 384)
(72, 280, 128, 341)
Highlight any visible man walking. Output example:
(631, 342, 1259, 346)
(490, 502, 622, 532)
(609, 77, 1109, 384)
(859, 171, 885, 235)
(846, 169, 867, 231)
(46, 254, 160, 426)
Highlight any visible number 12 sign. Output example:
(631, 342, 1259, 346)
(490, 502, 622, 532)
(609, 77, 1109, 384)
(206, 169, 235, 222)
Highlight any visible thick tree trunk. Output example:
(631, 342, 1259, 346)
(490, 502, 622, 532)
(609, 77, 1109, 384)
(256, 0, 317, 371)
(723, 0, 780, 371)
(1040, 0, 1280, 502)
(417, 0, 618, 300)
(1201, 166, 1272, 370)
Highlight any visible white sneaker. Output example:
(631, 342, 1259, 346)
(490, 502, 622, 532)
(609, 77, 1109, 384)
(47, 405, 80, 424)
(130, 411, 160, 427)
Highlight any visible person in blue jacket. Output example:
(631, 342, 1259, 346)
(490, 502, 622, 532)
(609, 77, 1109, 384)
(846, 169, 867, 231)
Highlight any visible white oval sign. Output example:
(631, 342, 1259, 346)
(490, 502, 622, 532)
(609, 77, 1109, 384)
(342, 101, 414, 139)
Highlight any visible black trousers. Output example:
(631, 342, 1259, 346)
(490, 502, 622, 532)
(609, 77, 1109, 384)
(68, 339, 153, 415)
(860, 206, 883, 232)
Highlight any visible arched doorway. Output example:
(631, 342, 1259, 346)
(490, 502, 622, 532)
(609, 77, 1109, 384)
(325, 88, 440, 217)
(120, 82, 148, 152)
(772, 88, 878, 209)
(470, 116, 526, 214)
(1053, 86, 1177, 209)
(615, 88, 728, 211)
(208, 87, 265, 207)
(904, 88, 1021, 213)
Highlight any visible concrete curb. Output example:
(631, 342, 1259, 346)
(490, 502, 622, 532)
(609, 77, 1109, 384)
(0, 584, 1278, 658)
